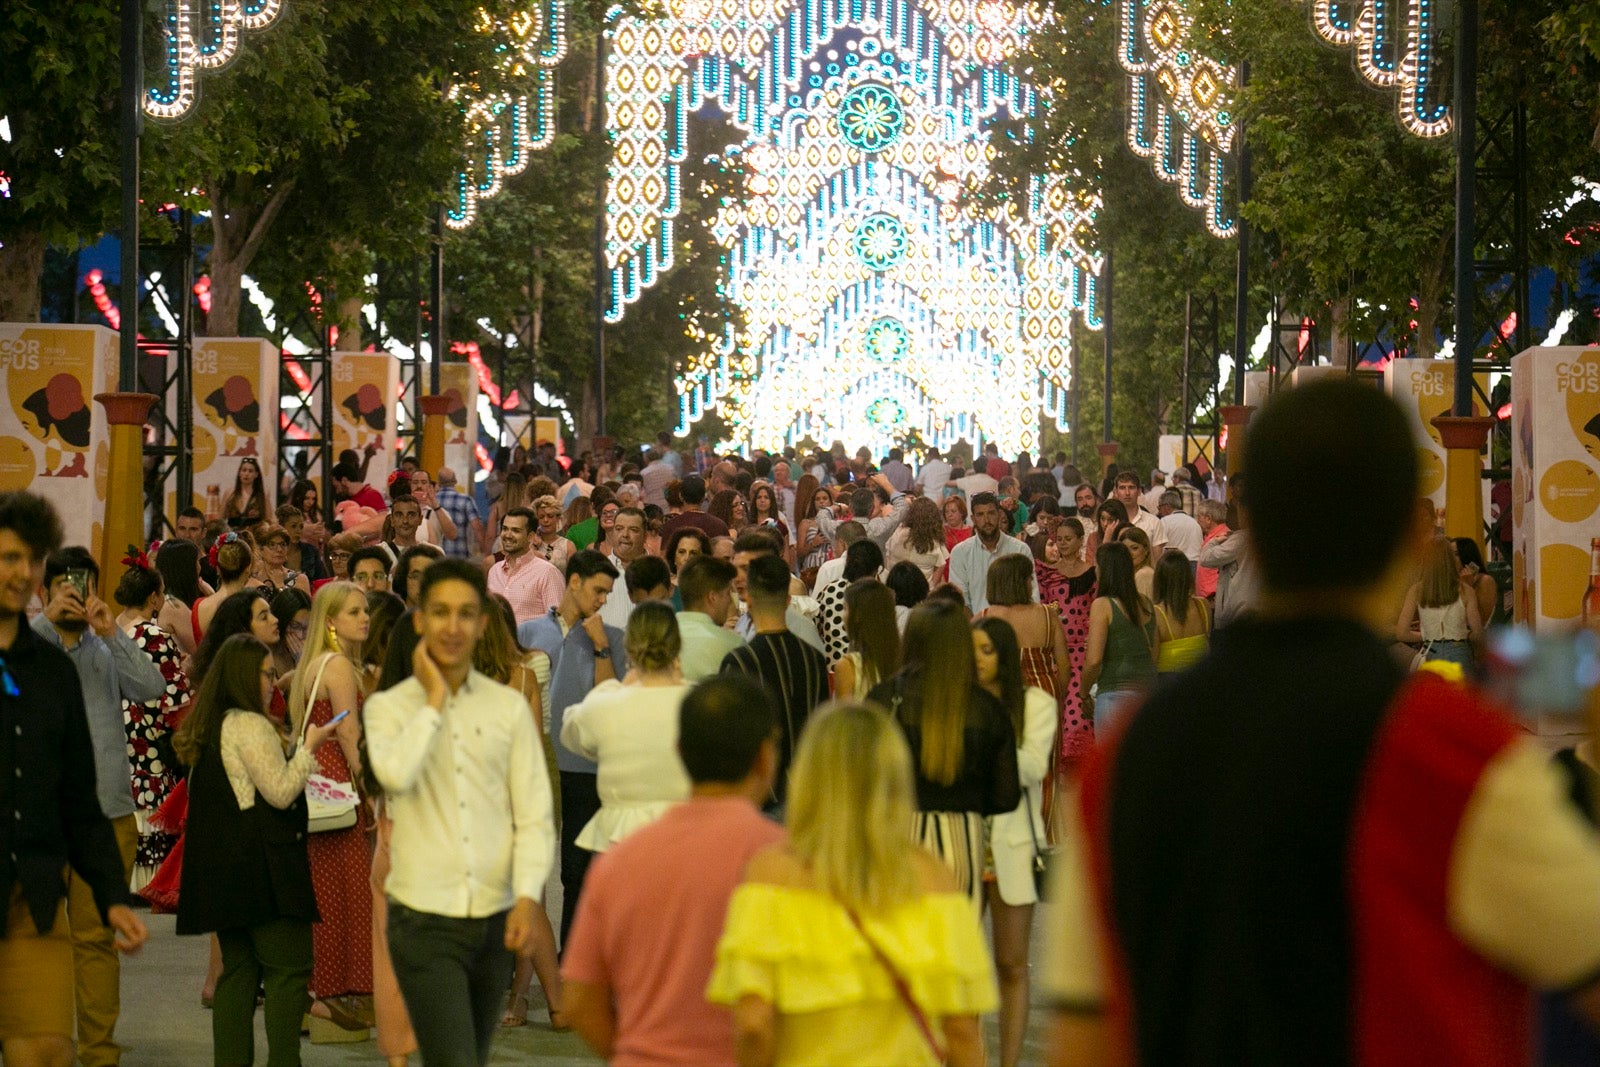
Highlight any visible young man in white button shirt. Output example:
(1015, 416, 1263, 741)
(365, 559, 555, 1066)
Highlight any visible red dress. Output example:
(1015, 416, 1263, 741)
(306, 691, 374, 998)
(1037, 561, 1096, 765)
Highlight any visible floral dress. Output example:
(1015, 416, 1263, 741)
(122, 618, 191, 890)
(1037, 561, 1096, 765)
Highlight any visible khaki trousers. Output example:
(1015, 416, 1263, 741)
(66, 813, 137, 1067)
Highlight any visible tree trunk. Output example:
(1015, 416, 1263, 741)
(580, 373, 597, 448)
(0, 229, 46, 322)
(1412, 237, 1449, 359)
(1326, 295, 1352, 368)
(202, 176, 295, 337)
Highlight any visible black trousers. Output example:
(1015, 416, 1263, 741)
(558, 770, 600, 951)
(387, 903, 511, 1067)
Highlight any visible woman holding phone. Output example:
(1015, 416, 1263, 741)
(174, 634, 341, 1067)
(288, 581, 375, 1034)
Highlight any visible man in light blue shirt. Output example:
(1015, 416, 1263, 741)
(517, 551, 628, 944)
(674, 556, 744, 682)
(947, 492, 1033, 614)
(32, 546, 166, 1067)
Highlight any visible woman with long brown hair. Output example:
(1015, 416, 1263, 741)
(1082, 541, 1159, 739)
(707, 488, 747, 532)
(886, 495, 949, 583)
(222, 457, 266, 527)
(832, 579, 901, 698)
(868, 600, 1020, 908)
(794, 478, 832, 586)
(1032, 517, 1095, 765)
(174, 634, 340, 1067)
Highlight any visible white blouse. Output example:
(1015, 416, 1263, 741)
(559, 679, 692, 852)
(220, 711, 316, 811)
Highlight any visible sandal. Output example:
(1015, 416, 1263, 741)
(501, 992, 529, 1028)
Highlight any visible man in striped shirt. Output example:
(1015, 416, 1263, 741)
(719, 554, 828, 812)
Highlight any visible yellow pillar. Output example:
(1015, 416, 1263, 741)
(1220, 404, 1255, 480)
(95, 393, 158, 602)
(419, 395, 451, 479)
(1096, 441, 1119, 480)
(1431, 415, 1495, 558)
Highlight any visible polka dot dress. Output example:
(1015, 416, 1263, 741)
(123, 619, 190, 889)
(307, 692, 375, 998)
(1037, 561, 1097, 764)
(815, 579, 851, 666)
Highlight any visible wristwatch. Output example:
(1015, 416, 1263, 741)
(593, 645, 610, 657)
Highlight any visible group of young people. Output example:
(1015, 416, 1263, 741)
(6, 379, 1600, 1067)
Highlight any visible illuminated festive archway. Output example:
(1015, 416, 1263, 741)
(603, 0, 1102, 453)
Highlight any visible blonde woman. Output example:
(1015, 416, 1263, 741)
(560, 602, 692, 851)
(288, 581, 376, 1031)
(1396, 536, 1483, 668)
(529, 494, 576, 573)
(707, 703, 997, 1067)
(193, 534, 254, 642)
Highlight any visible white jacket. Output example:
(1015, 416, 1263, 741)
(990, 686, 1058, 906)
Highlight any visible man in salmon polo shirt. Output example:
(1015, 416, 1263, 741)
(561, 675, 783, 1066)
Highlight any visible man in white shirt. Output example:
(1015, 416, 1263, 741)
(638, 449, 675, 510)
(1113, 471, 1168, 556)
(365, 560, 555, 1066)
(947, 492, 1033, 614)
(1157, 490, 1205, 562)
(599, 507, 648, 631)
(770, 459, 797, 525)
(916, 448, 953, 498)
(674, 555, 744, 681)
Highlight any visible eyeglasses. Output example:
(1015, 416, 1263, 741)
(329, 551, 351, 561)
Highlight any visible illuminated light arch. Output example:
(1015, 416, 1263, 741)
(606, 0, 1101, 451)
(1306, 0, 1449, 137)
(147, 0, 284, 118)
(446, 0, 569, 230)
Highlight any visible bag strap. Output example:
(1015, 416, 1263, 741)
(1023, 785, 1044, 861)
(842, 905, 948, 1063)
(300, 652, 338, 744)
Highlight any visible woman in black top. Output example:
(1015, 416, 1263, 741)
(174, 635, 338, 1067)
(869, 599, 1020, 907)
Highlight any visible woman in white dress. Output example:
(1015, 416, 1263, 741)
(560, 602, 692, 851)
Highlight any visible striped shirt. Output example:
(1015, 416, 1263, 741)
(720, 632, 829, 805)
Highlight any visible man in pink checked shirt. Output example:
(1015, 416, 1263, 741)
(488, 507, 566, 626)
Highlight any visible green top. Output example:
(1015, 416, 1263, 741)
(1100, 598, 1157, 693)
(567, 516, 600, 550)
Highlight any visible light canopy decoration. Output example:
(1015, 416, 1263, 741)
(147, 0, 284, 118)
(1306, 0, 1449, 137)
(445, 0, 569, 229)
(1111, 0, 1238, 237)
(604, 0, 1103, 454)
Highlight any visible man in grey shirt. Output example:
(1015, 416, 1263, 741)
(32, 546, 165, 1067)
(812, 472, 908, 550)
(1198, 524, 1261, 627)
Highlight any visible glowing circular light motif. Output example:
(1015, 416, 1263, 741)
(837, 83, 905, 153)
(867, 397, 907, 427)
(850, 214, 908, 272)
(864, 317, 911, 362)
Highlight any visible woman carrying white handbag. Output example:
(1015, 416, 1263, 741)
(287, 581, 375, 1036)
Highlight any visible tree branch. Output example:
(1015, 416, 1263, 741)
(234, 178, 297, 274)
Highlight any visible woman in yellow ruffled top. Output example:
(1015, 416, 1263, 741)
(707, 702, 998, 1067)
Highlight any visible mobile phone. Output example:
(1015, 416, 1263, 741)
(327, 709, 350, 727)
(65, 568, 92, 600)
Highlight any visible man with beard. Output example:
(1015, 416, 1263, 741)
(947, 492, 1033, 614)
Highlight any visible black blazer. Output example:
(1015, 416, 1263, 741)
(0, 622, 130, 937)
(176, 727, 319, 935)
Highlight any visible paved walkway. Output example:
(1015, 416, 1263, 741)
(116, 909, 1055, 1065)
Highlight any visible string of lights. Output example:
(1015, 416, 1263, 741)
(146, 0, 284, 118)
(1307, 0, 1449, 137)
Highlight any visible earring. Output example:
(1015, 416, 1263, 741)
(327, 623, 339, 647)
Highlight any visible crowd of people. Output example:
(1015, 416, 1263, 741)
(3, 384, 1600, 1067)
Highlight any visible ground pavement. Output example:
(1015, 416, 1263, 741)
(116, 908, 1055, 1065)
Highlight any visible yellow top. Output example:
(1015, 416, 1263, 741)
(1155, 599, 1210, 673)
(706, 882, 998, 1067)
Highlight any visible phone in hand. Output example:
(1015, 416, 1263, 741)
(65, 568, 92, 601)
(326, 709, 350, 727)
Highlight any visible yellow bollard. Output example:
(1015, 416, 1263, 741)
(1430, 415, 1495, 560)
(419, 395, 452, 479)
(95, 393, 158, 600)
